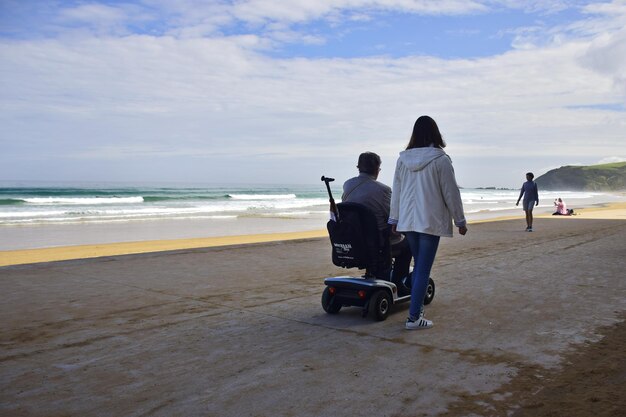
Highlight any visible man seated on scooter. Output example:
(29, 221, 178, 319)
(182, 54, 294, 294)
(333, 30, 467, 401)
(342, 152, 412, 294)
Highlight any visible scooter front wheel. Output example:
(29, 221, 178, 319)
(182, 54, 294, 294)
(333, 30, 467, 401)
(423, 278, 435, 305)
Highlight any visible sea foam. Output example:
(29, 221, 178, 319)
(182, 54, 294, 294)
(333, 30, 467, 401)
(23, 196, 144, 205)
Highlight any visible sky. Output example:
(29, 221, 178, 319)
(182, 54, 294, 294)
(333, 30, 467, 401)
(1, 0, 625, 188)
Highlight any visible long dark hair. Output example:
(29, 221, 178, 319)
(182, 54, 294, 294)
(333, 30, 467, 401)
(406, 115, 446, 149)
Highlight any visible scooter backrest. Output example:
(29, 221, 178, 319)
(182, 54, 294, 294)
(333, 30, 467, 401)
(327, 202, 383, 270)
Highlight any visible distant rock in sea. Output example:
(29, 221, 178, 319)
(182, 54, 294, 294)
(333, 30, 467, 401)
(535, 162, 626, 191)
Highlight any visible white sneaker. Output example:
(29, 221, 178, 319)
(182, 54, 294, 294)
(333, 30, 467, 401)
(405, 316, 433, 330)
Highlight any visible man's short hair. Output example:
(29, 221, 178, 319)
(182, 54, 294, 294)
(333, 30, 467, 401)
(526, 172, 534, 180)
(357, 152, 381, 175)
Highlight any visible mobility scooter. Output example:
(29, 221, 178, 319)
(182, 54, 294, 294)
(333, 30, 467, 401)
(320, 176, 435, 321)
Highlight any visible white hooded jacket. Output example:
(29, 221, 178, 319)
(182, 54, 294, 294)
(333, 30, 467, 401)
(389, 147, 466, 237)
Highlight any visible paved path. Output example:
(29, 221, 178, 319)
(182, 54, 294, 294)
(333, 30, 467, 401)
(1, 218, 625, 416)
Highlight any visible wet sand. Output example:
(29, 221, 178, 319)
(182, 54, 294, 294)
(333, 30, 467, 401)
(0, 214, 625, 416)
(0, 229, 327, 267)
(2, 202, 624, 268)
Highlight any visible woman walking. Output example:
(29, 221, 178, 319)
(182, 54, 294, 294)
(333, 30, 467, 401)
(515, 172, 539, 231)
(389, 115, 467, 330)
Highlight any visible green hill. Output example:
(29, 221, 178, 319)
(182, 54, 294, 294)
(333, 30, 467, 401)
(535, 162, 626, 191)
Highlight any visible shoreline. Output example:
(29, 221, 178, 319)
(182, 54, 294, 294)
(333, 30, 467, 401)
(1, 202, 624, 268)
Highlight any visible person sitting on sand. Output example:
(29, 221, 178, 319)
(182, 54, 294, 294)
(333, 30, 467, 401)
(516, 172, 539, 232)
(342, 152, 412, 293)
(553, 198, 568, 215)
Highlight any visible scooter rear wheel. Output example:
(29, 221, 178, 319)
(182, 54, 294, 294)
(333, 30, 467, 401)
(369, 290, 391, 321)
(321, 287, 341, 314)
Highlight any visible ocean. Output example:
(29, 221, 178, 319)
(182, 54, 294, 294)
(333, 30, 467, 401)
(0, 183, 623, 250)
(0, 184, 330, 226)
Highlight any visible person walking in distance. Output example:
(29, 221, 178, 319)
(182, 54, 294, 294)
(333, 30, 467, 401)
(516, 172, 539, 231)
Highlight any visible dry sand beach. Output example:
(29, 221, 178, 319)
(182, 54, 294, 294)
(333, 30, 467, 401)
(1, 204, 625, 416)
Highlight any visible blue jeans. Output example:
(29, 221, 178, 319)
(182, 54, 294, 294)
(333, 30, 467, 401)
(405, 232, 441, 319)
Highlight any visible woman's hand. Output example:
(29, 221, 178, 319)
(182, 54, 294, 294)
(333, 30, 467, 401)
(458, 225, 468, 235)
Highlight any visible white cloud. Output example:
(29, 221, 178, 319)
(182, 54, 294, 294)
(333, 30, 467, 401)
(7, 0, 489, 40)
(60, 4, 128, 23)
(54, 2, 152, 36)
(489, 0, 571, 14)
(1, 31, 621, 152)
(228, 0, 488, 25)
(598, 156, 626, 164)
(580, 27, 626, 93)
